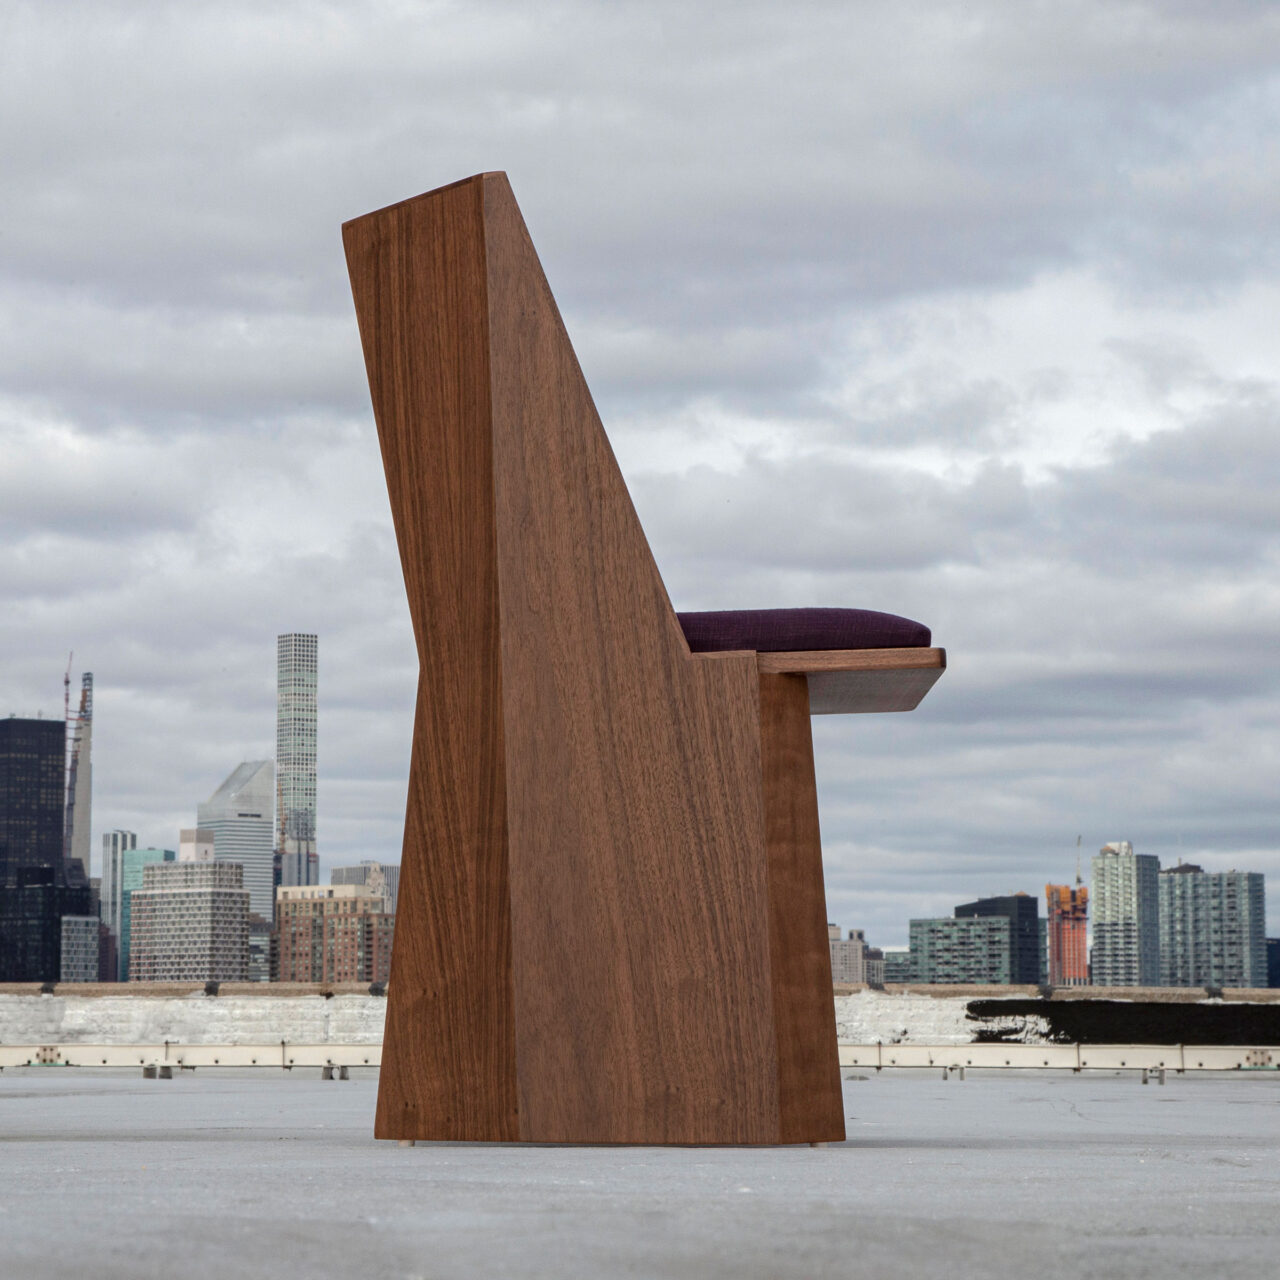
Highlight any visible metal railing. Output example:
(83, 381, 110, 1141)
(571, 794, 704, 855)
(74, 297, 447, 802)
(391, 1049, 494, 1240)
(839, 1042, 1277, 1072)
(0, 1042, 381, 1070)
(1, 1040, 1275, 1074)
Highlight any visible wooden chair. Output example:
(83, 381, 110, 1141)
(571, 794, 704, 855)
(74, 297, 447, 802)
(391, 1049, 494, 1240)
(343, 173, 944, 1145)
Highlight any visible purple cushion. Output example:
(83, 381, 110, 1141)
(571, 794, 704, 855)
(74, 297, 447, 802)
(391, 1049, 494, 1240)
(677, 607, 930, 653)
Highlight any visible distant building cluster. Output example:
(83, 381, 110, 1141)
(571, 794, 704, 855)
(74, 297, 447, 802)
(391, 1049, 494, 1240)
(0, 635, 399, 985)
(835, 840, 1274, 989)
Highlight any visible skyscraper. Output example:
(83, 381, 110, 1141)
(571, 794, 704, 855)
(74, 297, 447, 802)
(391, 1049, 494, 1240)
(63, 672, 92, 883)
(0, 716, 66, 884)
(276, 633, 318, 887)
(1091, 841, 1160, 987)
(0, 716, 89, 981)
(197, 761, 275, 920)
(100, 829, 137, 941)
(1045, 883, 1089, 986)
(1158, 864, 1267, 988)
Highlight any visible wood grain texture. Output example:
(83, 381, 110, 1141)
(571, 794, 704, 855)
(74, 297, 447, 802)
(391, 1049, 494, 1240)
(344, 178, 518, 1142)
(758, 673, 846, 1143)
(482, 174, 779, 1143)
(757, 647, 947, 674)
(759, 647, 946, 714)
(342, 171, 923, 1145)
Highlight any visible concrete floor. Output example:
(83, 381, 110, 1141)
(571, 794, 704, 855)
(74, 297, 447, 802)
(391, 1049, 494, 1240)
(1, 1067, 1277, 1279)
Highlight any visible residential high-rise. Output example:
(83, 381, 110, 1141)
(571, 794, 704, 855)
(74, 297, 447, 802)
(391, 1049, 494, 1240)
(197, 762, 275, 920)
(274, 883, 394, 983)
(63, 672, 92, 883)
(330, 860, 400, 914)
(1090, 841, 1160, 987)
(0, 717, 66, 884)
(1158, 864, 1267, 988)
(1045, 883, 1089, 986)
(128, 861, 249, 982)
(955, 894, 1043, 984)
(115, 846, 175, 980)
(276, 633, 318, 887)
(909, 916, 1012, 983)
(828, 924, 867, 984)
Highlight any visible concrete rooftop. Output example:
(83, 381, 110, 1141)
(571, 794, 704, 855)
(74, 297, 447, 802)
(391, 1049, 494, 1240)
(2, 1067, 1278, 1279)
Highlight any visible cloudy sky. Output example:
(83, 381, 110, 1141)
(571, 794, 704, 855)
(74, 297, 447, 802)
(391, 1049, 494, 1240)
(4, 0, 1279, 944)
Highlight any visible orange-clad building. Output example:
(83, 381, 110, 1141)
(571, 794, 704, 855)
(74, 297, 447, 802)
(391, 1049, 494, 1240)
(1045, 883, 1089, 986)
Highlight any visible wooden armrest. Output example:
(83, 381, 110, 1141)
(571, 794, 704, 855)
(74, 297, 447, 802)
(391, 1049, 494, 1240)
(757, 647, 946, 714)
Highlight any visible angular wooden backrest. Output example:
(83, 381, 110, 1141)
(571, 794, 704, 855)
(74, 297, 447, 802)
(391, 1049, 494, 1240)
(344, 173, 842, 1144)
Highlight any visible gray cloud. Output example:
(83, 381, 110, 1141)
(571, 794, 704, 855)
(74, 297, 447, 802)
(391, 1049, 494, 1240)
(3, 0, 1279, 945)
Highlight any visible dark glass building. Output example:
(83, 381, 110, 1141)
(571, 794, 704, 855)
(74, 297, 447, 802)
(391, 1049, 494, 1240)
(0, 717, 89, 981)
(0, 717, 66, 884)
(955, 893, 1044, 985)
(1268, 938, 1280, 989)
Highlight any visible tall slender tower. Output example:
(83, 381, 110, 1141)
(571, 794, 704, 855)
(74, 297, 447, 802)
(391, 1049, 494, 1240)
(64, 672, 92, 884)
(276, 633, 318, 887)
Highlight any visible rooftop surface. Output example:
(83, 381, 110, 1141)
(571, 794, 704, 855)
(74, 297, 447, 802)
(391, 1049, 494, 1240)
(2, 1068, 1277, 1279)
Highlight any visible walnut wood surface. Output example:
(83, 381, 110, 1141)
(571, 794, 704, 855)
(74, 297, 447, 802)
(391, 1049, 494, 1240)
(757, 647, 946, 674)
(758, 674, 846, 1142)
(758, 647, 946, 714)
(345, 178, 519, 1141)
(481, 174, 779, 1143)
(343, 172, 932, 1144)
(347, 173, 813, 1143)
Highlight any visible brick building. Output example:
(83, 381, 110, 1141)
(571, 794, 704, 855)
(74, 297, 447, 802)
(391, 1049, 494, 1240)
(274, 883, 394, 983)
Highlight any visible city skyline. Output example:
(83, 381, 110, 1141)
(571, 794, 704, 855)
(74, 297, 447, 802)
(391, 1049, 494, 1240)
(7, 653, 1280, 947)
(5, 5, 1280, 947)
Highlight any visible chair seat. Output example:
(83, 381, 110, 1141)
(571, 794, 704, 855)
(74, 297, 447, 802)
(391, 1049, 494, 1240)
(677, 607, 930, 654)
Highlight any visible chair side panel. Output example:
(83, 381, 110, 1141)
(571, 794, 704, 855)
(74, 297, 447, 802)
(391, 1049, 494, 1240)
(481, 174, 780, 1144)
(344, 180, 518, 1141)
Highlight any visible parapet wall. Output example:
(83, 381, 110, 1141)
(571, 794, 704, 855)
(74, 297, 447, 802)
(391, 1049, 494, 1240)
(1, 983, 1277, 1048)
(835, 985, 1280, 1046)
(0, 986, 385, 1045)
